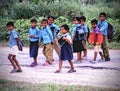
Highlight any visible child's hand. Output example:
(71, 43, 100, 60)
(29, 35, 34, 38)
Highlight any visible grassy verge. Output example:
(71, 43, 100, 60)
(0, 79, 119, 91)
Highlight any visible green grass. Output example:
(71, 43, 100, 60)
(0, 79, 119, 91)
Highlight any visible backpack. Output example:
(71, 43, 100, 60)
(87, 26, 90, 41)
(107, 23, 114, 40)
(75, 26, 86, 40)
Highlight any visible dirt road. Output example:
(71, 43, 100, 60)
(0, 47, 120, 89)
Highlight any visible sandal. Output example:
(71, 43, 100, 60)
(30, 62, 38, 67)
(54, 70, 61, 73)
(67, 69, 76, 73)
(16, 69, 22, 72)
(10, 69, 17, 73)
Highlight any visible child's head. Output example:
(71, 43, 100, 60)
(6, 21, 14, 31)
(61, 24, 69, 34)
(91, 19, 98, 28)
(73, 16, 80, 24)
(99, 12, 106, 21)
(30, 18, 37, 28)
(48, 15, 55, 25)
(80, 16, 86, 25)
(41, 19, 48, 28)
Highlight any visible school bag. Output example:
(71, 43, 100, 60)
(107, 22, 114, 40)
(75, 26, 86, 40)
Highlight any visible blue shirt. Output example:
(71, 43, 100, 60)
(9, 29, 18, 48)
(39, 26, 53, 44)
(28, 27, 39, 42)
(71, 24, 81, 39)
(49, 23, 60, 39)
(81, 24, 88, 33)
(98, 20, 108, 36)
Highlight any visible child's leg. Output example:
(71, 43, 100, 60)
(93, 52, 97, 61)
(99, 52, 104, 60)
(68, 60, 74, 70)
(77, 52, 82, 61)
(58, 60, 63, 71)
(8, 54, 17, 69)
(33, 57, 37, 63)
(83, 49, 87, 57)
(13, 55, 22, 71)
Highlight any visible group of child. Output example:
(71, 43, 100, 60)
(7, 12, 110, 73)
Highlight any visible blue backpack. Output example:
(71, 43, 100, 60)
(107, 23, 114, 40)
(75, 26, 86, 40)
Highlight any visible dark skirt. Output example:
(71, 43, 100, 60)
(59, 43, 73, 61)
(30, 41, 39, 58)
(73, 39, 85, 52)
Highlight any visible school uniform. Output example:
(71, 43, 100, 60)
(98, 20, 110, 60)
(72, 24, 85, 52)
(28, 27, 39, 58)
(49, 23, 60, 56)
(39, 26, 54, 64)
(9, 29, 19, 55)
(59, 33, 73, 61)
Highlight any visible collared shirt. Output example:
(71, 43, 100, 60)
(9, 29, 18, 48)
(71, 24, 81, 39)
(39, 26, 53, 44)
(98, 20, 108, 35)
(92, 26, 100, 34)
(81, 24, 88, 33)
(49, 23, 60, 39)
(28, 27, 39, 42)
(62, 33, 72, 44)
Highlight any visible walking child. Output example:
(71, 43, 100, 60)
(80, 16, 89, 59)
(28, 18, 39, 67)
(89, 19, 105, 63)
(7, 21, 22, 73)
(55, 24, 76, 73)
(72, 17, 85, 63)
(48, 15, 60, 56)
(98, 12, 110, 62)
(39, 19, 54, 66)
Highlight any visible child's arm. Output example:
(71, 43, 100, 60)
(46, 26, 53, 42)
(16, 38, 21, 50)
(63, 36, 72, 44)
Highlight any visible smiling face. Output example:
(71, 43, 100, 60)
(99, 15, 106, 21)
(73, 18, 79, 24)
(91, 22, 97, 29)
(48, 17, 54, 25)
(30, 22, 37, 28)
(41, 21, 48, 28)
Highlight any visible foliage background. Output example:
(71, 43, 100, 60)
(0, 0, 120, 45)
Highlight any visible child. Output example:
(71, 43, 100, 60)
(98, 12, 110, 62)
(89, 19, 105, 63)
(48, 15, 60, 56)
(6, 21, 22, 73)
(72, 16, 85, 63)
(28, 18, 39, 67)
(55, 24, 76, 73)
(80, 16, 89, 59)
(39, 19, 54, 66)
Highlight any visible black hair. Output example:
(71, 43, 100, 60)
(80, 16, 86, 21)
(41, 19, 48, 24)
(73, 16, 81, 22)
(91, 19, 98, 24)
(6, 21, 14, 27)
(48, 15, 55, 20)
(61, 24, 69, 32)
(30, 18, 37, 23)
(99, 12, 107, 18)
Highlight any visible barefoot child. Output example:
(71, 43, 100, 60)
(7, 21, 22, 73)
(55, 24, 76, 73)
(89, 19, 105, 63)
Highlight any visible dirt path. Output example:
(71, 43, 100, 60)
(0, 47, 120, 89)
